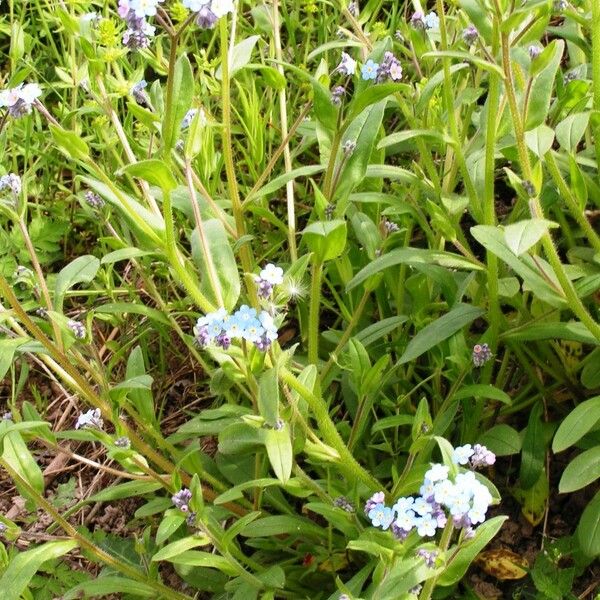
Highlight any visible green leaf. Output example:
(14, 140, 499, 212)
(553, 396, 600, 453)
(503, 322, 600, 345)
(101, 248, 155, 264)
(503, 219, 555, 256)
(218, 422, 262, 455)
(156, 512, 185, 546)
(479, 424, 522, 456)
(423, 50, 505, 76)
(374, 556, 435, 599)
(524, 125, 555, 158)
(120, 159, 177, 193)
(416, 63, 469, 114)
(559, 447, 600, 493)
(576, 490, 600, 557)
(248, 165, 324, 201)
(513, 470, 549, 526)
(258, 368, 279, 427)
(347, 247, 482, 292)
(378, 128, 451, 150)
(355, 316, 408, 347)
(240, 515, 326, 539)
(63, 576, 157, 599)
(398, 304, 485, 365)
(437, 516, 508, 586)
(152, 535, 211, 562)
(122, 346, 156, 427)
(345, 83, 409, 124)
(162, 54, 193, 152)
(94, 302, 170, 325)
(302, 220, 347, 262)
(520, 402, 545, 489)
(525, 40, 563, 130)
(555, 112, 590, 152)
(54, 255, 100, 311)
(164, 551, 238, 575)
(0, 337, 28, 380)
(0, 540, 77, 599)
(49, 124, 89, 161)
(453, 384, 511, 405)
(335, 100, 388, 206)
(214, 479, 280, 505)
(262, 425, 293, 484)
(216, 35, 260, 80)
(471, 225, 564, 306)
(88, 480, 163, 502)
(191, 219, 240, 312)
(2, 430, 44, 497)
(80, 176, 165, 241)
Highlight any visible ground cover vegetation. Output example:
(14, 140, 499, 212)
(0, 0, 599, 598)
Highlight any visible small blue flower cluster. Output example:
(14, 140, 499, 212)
(254, 263, 284, 299)
(118, 0, 161, 50)
(75, 408, 104, 430)
(0, 83, 42, 118)
(194, 306, 278, 351)
(0, 173, 22, 195)
(194, 264, 283, 351)
(183, 0, 234, 29)
(411, 11, 440, 30)
(472, 343, 493, 367)
(365, 445, 496, 538)
(334, 50, 403, 89)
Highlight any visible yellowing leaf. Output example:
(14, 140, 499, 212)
(475, 549, 529, 580)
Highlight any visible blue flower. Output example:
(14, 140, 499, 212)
(415, 514, 437, 537)
(235, 304, 258, 323)
(368, 503, 394, 530)
(224, 316, 245, 338)
(361, 59, 379, 81)
(452, 444, 474, 465)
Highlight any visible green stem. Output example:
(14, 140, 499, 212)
(544, 151, 600, 253)
(500, 33, 600, 341)
(280, 367, 381, 492)
(592, 0, 600, 170)
(419, 521, 455, 600)
(219, 17, 254, 280)
(1, 459, 193, 600)
(435, 0, 482, 222)
(272, 0, 297, 261)
(483, 19, 501, 379)
(163, 190, 215, 313)
(184, 161, 225, 307)
(308, 260, 323, 365)
(321, 288, 369, 381)
(323, 129, 343, 200)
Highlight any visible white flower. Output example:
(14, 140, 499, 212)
(210, 0, 234, 18)
(182, 0, 211, 10)
(75, 408, 104, 430)
(389, 62, 403, 81)
(423, 11, 440, 30)
(413, 497, 433, 516)
(259, 264, 284, 285)
(129, 0, 163, 18)
(0, 83, 41, 108)
(337, 52, 357, 76)
(394, 509, 416, 531)
(425, 463, 449, 482)
(259, 311, 278, 341)
(392, 496, 414, 515)
(415, 514, 437, 537)
(452, 444, 474, 465)
(433, 479, 454, 505)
